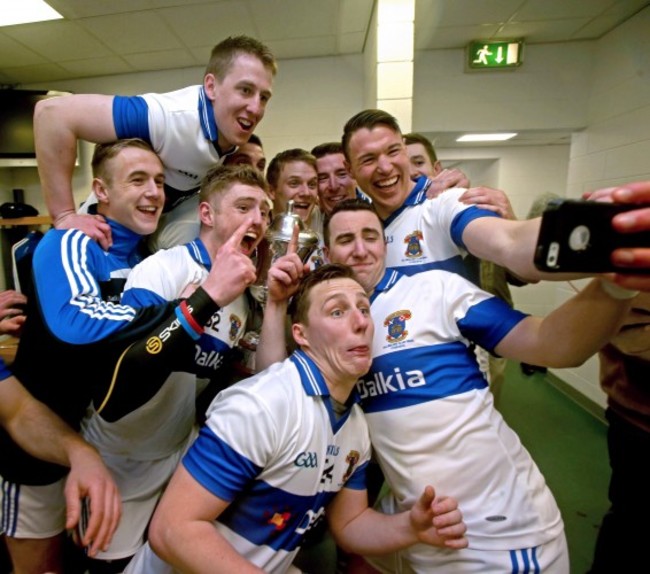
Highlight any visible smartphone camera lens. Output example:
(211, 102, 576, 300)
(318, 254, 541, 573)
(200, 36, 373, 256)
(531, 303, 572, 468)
(546, 242, 560, 267)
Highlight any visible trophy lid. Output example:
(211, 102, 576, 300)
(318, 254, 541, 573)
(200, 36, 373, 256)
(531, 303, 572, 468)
(267, 200, 319, 249)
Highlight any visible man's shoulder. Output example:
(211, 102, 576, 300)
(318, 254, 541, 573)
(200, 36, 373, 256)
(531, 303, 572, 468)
(140, 85, 202, 109)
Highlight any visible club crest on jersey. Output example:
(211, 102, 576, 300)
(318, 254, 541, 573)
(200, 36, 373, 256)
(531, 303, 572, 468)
(384, 310, 412, 343)
(310, 253, 325, 269)
(266, 510, 292, 531)
(229, 314, 242, 341)
(342, 450, 360, 483)
(404, 230, 423, 258)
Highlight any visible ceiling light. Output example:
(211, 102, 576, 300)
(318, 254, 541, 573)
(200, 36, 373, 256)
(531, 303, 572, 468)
(456, 133, 517, 142)
(0, 0, 63, 27)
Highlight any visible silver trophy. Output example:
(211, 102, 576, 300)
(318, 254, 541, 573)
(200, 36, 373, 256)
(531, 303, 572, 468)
(249, 199, 319, 305)
(239, 200, 319, 374)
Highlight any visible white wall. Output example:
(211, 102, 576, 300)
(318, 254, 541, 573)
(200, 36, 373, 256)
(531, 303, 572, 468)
(553, 6, 650, 408)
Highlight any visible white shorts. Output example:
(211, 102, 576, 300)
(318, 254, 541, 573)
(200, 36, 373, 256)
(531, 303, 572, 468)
(81, 446, 187, 561)
(366, 532, 569, 574)
(0, 477, 66, 539)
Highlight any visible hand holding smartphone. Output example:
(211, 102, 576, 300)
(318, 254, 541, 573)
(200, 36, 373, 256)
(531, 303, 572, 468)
(534, 199, 650, 273)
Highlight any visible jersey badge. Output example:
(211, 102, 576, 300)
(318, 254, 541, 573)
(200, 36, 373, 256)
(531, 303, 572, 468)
(229, 314, 242, 341)
(267, 510, 292, 531)
(404, 230, 424, 258)
(342, 450, 360, 483)
(384, 310, 412, 343)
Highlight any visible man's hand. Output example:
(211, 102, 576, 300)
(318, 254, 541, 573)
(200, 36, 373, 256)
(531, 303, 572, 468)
(459, 186, 516, 219)
(65, 445, 121, 557)
(203, 219, 258, 307)
(587, 182, 650, 291)
(426, 168, 470, 199)
(55, 212, 113, 250)
(0, 289, 27, 336)
(409, 486, 468, 549)
(267, 225, 308, 303)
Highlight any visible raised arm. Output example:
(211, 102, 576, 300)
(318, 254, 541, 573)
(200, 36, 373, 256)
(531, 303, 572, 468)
(148, 465, 264, 573)
(0, 369, 120, 556)
(494, 278, 633, 367)
(328, 484, 467, 556)
(34, 94, 117, 246)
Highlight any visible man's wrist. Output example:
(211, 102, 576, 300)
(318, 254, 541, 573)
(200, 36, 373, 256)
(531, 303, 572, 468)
(53, 209, 76, 227)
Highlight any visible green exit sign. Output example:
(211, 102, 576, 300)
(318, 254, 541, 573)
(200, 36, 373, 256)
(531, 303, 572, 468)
(467, 40, 523, 70)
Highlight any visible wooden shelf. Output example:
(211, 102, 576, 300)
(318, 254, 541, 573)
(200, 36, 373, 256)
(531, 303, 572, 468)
(0, 216, 52, 227)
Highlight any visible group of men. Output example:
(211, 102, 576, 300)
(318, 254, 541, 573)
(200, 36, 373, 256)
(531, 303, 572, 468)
(1, 32, 649, 574)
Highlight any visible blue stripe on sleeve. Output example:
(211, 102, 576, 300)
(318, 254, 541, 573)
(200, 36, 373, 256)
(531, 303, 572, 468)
(457, 297, 528, 353)
(113, 95, 151, 142)
(450, 206, 501, 249)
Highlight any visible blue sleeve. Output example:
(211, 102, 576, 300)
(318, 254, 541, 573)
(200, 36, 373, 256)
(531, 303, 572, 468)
(450, 206, 501, 250)
(33, 230, 137, 344)
(457, 297, 528, 354)
(113, 95, 151, 142)
(343, 459, 369, 491)
(183, 425, 263, 502)
(0, 358, 11, 381)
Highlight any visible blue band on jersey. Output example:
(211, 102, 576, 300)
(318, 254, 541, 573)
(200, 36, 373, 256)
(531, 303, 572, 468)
(383, 176, 429, 226)
(449, 205, 501, 249)
(457, 297, 528, 353)
(113, 95, 151, 142)
(358, 342, 488, 413)
(183, 424, 263, 502)
(186, 238, 212, 271)
(198, 87, 218, 142)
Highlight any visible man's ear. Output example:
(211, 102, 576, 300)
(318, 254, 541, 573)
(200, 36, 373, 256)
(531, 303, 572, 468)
(433, 160, 443, 176)
(199, 201, 213, 227)
(204, 73, 217, 100)
(323, 245, 329, 260)
(292, 323, 308, 348)
(92, 178, 109, 204)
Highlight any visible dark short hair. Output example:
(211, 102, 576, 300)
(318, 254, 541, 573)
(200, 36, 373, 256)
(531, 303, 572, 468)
(289, 263, 356, 326)
(310, 141, 343, 159)
(403, 132, 438, 164)
(266, 148, 317, 189)
(205, 35, 277, 80)
(247, 133, 263, 148)
(91, 138, 158, 182)
(323, 198, 381, 247)
(199, 164, 268, 204)
(341, 109, 401, 160)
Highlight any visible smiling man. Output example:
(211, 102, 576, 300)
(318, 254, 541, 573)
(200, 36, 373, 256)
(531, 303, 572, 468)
(78, 164, 306, 568)
(33, 35, 277, 252)
(323, 198, 634, 573)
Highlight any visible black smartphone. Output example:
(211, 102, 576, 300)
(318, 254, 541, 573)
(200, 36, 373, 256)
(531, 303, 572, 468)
(534, 199, 650, 273)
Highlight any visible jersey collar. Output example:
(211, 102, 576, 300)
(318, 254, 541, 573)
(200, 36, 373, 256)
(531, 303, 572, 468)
(370, 268, 403, 304)
(382, 175, 432, 227)
(185, 238, 212, 271)
(290, 349, 362, 406)
(198, 86, 236, 156)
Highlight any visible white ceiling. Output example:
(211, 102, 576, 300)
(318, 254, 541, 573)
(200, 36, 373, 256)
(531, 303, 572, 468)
(0, 0, 647, 149)
(0, 0, 647, 86)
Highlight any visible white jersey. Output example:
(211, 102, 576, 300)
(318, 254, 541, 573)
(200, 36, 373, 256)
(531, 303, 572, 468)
(359, 269, 564, 556)
(80, 238, 248, 559)
(383, 177, 499, 279)
(126, 350, 371, 574)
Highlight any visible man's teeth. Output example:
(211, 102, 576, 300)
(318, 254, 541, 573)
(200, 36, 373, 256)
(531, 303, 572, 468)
(376, 176, 399, 188)
(139, 206, 157, 213)
(239, 119, 253, 129)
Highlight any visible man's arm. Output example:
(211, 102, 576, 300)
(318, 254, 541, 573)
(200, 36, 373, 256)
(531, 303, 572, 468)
(148, 464, 264, 574)
(494, 278, 632, 367)
(327, 485, 467, 556)
(34, 94, 117, 247)
(0, 370, 120, 556)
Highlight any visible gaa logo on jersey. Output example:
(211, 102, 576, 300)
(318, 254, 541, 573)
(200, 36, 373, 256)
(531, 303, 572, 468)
(229, 314, 242, 341)
(404, 230, 424, 258)
(384, 310, 412, 343)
